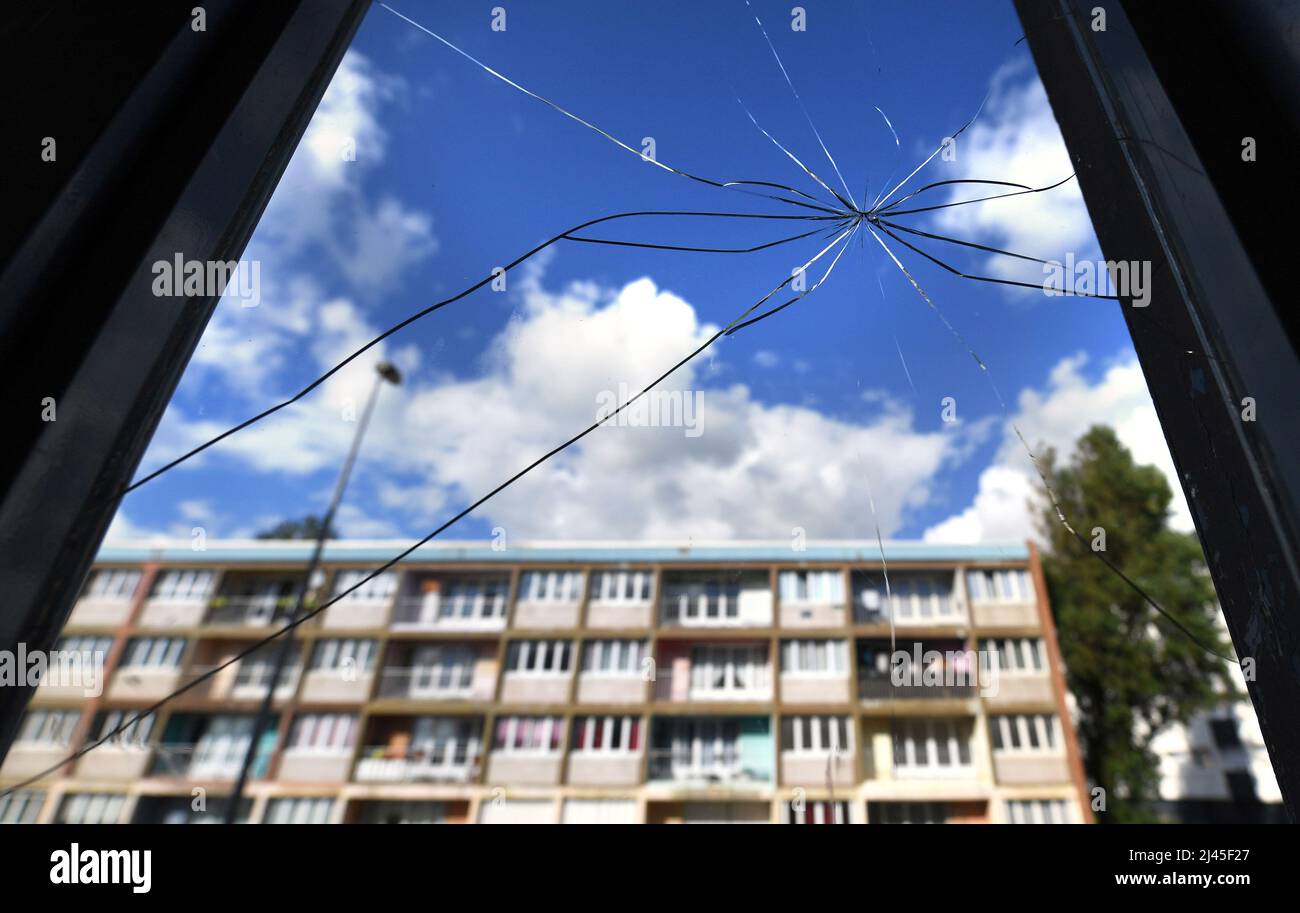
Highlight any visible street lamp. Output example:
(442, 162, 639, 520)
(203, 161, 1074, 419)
(224, 361, 401, 822)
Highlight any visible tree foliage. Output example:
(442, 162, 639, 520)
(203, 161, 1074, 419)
(1036, 425, 1233, 823)
(254, 514, 337, 541)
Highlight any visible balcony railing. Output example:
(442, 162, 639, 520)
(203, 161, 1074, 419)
(353, 746, 481, 783)
(375, 668, 475, 700)
(204, 596, 297, 628)
(647, 749, 764, 785)
(858, 677, 976, 701)
(649, 666, 772, 703)
(390, 595, 507, 630)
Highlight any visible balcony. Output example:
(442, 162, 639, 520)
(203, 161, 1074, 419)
(858, 678, 977, 702)
(659, 572, 772, 628)
(652, 644, 772, 703)
(392, 574, 510, 631)
(203, 596, 296, 630)
(857, 638, 981, 710)
(852, 572, 967, 628)
(354, 747, 481, 784)
(355, 717, 483, 784)
(149, 715, 274, 781)
(648, 718, 774, 786)
(376, 642, 497, 702)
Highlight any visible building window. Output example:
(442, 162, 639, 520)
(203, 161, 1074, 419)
(310, 638, 377, 673)
(662, 578, 742, 624)
(786, 800, 849, 824)
(689, 645, 768, 696)
(151, 569, 216, 601)
(411, 717, 482, 768)
(57, 793, 127, 825)
(188, 716, 257, 778)
(781, 716, 852, 754)
(265, 797, 335, 824)
(16, 709, 80, 746)
(572, 715, 641, 754)
(1209, 717, 1242, 749)
(93, 710, 156, 748)
(289, 714, 358, 753)
(443, 578, 508, 621)
(0, 790, 44, 824)
(493, 716, 564, 754)
(653, 719, 744, 781)
(581, 640, 646, 675)
(85, 568, 141, 601)
(519, 570, 583, 602)
(1006, 799, 1070, 824)
(779, 570, 845, 604)
(120, 636, 186, 669)
(980, 637, 1046, 673)
(505, 640, 573, 675)
(990, 715, 1059, 754)
(966, 568, 1032, 602)
(781, 639, 847, 676)
(590, 570, 651, 603)
(54, 635, 113, 658)
(869, 801, 948, 824)
(407, 644, 475, 695)
(333, 570, 397, 601)
(892, 719, 973, 773)
(855, 573, 960, 622)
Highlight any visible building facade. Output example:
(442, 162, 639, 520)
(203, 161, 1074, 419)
(0, 540, 1091, 824)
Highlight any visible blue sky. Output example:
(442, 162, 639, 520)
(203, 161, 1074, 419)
(111, 0, 1186, 545)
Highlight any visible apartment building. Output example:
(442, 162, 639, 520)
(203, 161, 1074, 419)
(0, 540, 1090, 824)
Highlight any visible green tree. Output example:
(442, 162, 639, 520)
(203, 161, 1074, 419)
(1036, 425, 1233, 823)
(255, 514, 337, 540)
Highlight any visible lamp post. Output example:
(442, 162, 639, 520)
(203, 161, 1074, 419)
(223, 360, 401, 822)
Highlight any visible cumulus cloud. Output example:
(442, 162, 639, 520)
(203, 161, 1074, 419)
(253, 50, 437, 295)
(923, 351, 1193, 545)
(930, 59, 1099, 287)
(143, 261, 985, 541)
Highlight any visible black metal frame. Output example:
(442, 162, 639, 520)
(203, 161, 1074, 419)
(0, 0, 372, 763)
(1015, 0, 1300, 819)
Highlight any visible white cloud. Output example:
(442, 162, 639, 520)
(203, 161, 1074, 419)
(928, 60, 1098, 287)
(146, 264, 984, 541)
(253, 50, 437, 295)
(923, 351, 1193, 544)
